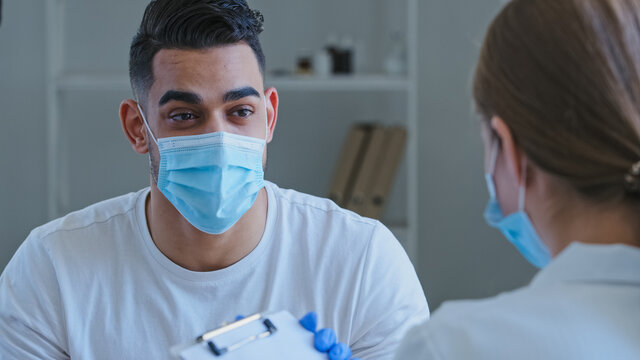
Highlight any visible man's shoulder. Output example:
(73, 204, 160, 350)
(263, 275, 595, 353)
(30, 188, 148, 246)
(266, 182, 405, 266)
(266, 181, 378, 229)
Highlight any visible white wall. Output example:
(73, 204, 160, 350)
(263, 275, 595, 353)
(416, 0, 536, 308)
(0, 0, 48, 268)
(0, 0, 536, 310)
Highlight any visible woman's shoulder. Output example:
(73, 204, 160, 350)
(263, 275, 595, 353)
(397, 281, 640, 360)
(395, 289, 551, 359)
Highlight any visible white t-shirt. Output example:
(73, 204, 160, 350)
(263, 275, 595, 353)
(394, 243, 640, 360)
(0, 182, 428, 360)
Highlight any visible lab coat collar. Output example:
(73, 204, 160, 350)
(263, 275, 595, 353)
(530, 242, 640, 287)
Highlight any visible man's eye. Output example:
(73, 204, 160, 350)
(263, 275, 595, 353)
(170, 113, 196, 122)
(232, 108, 253, 118)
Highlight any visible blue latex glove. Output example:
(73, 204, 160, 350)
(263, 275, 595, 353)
(328, 343, 352, 360)
(299, 311, 358, 360)
(314, 328, 337, 352)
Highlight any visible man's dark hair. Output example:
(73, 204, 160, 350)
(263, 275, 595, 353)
(129, 0, 265, 103)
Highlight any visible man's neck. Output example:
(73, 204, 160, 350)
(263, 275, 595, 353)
(145, 184, 268, 272)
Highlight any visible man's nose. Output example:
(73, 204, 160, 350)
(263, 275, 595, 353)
(202, 113, 229, 134)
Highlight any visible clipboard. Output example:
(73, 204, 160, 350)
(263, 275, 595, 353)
(171, 311, 326, 359)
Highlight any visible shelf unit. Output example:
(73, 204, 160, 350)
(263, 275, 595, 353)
(56, 74, 411, 92)
(45, 0, 419, 266)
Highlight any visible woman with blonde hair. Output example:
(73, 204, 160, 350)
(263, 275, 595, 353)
(396, 0, 640, 358)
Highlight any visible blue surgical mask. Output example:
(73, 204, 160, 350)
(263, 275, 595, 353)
(484, 141, 551, 268)
(137, 102, 268, 235)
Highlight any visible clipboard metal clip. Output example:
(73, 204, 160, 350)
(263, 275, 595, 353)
(195, 314, 278, 357)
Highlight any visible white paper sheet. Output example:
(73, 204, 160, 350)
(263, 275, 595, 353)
(172, 311, 326, 360)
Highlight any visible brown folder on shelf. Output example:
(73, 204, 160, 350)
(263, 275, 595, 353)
(362, 126, 407, 219)
(328, 125, 370, 206)
(345, 125, 387, 216)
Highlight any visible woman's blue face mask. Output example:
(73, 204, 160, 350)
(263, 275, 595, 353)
(483, 141, 551, 268)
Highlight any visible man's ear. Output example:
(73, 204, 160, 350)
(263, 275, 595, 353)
(120, 99, 149, 154)
(491, 116, 526, 185)
(264, 87, 279, 143)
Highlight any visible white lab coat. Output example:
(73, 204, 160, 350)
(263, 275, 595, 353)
(394, 242, 640, 359)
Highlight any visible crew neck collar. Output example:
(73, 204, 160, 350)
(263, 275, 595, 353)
(531, 242, 640, 287)
(134, 182, 278, 283)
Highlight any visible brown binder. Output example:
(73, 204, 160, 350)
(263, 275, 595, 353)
(362, 126, 407, 219)
(328, 125, 370, 206)
(345, 125, 387, 215)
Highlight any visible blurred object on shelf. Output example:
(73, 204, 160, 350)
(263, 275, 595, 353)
(334, 36, 354, 74)
(329, 123, 407, 220)
(384, 32, 406, 75)
(325, 34, 340, 73)
(325, 34, 354, 74)
(296, 49, 313, 75)
(313, 49, 331, 78)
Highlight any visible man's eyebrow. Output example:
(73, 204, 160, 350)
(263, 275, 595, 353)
(223, 87, 261, 103)
(158, 90, 203, 106)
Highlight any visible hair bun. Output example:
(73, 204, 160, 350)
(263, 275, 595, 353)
(250, 9, 264, 33)
(624, 161, 640, 194)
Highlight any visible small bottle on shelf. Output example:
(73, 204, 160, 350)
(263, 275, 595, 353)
(384, 32, 406, 76)
(313, 49, 332, 78)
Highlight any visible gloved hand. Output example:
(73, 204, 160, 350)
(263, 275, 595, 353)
(299, 312, 360, 360)
(233, 313, 359, 360)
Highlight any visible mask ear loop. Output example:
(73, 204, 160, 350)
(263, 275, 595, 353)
(518, 157, 527, 212)
(136, 102, 159, 146)
(136, 102, 161, 185)
(486, 141, 500, 199)
(489, 140, 499, 175)
(263, 98, 269, 143)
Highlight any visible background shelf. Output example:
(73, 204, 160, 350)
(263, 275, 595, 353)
(267, 75, 410, 91)
(56, 73, 411, 92)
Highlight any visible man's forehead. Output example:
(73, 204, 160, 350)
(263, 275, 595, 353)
(154, 43, 258, 68)
(149, 44, 262, 102)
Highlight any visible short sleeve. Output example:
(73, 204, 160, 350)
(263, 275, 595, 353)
(0, 231, 70, 359)
(350, 222, 429, 359)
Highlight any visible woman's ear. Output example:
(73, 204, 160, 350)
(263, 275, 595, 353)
(120, 99, 149, 154)
(491, 116, 526, 185)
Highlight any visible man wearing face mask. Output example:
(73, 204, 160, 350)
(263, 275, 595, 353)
(0, 1, 428, 359)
